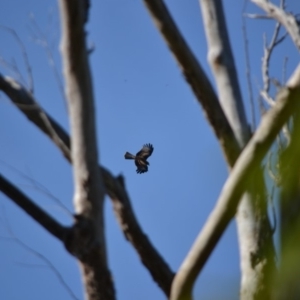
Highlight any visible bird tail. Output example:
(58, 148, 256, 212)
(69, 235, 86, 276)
(124, 152, 135, 159)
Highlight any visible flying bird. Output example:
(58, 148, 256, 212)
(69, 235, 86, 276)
(124, 143, 154, 174)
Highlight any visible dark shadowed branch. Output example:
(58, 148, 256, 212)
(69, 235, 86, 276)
(0, 173, 68, 241)
(106, 173, 175, 295)
(142, 0, 240, 166)
(0, 73, 174, 296)
(0, 75, 71, 161)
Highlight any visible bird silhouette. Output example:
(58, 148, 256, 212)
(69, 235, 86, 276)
(124, 143, 154, 174)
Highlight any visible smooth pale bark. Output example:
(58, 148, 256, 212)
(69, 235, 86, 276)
(199, 1, 275, 299)
(142, 1, 276, 299)
(170, 65, 300, 300)
(59, 0, 114, 299)
(252, 0, 300, 51)
(142, 0, 240, 167)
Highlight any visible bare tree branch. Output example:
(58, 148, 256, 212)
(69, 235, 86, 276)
(0, 73, 174, 296)
(28, 15, 66, 105)
(58, 0, 114, 299)
(142, 8, 277, 296)
(106, 174, 175, 295)
(58, 0, 102, 219)
(0, 208, 79, 300)
(142, 0, 240, 166)
(0, 173, 68, 241)
(252, 0, 300, 51)
(198, 2, 276, 299)
(170, 64, 300, 300)
(260, 21, 285, 107)
(245, 13, 274, 20)
(199, 0, 250, 146)
(0, 160, 73, 216)
(0, 26, 34, 93)
(0, 75, 71, 161)
(242, 0, 256, 130)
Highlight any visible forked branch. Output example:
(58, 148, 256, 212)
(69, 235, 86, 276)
(0, 73, 174, 296)
(171, 64, 300, 300)
(252, 0, 300, 51)
(143, 0, 240, 166)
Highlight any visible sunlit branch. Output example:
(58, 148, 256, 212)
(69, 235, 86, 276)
(171, 64, 300, 300)
(252, 0, 300, 51)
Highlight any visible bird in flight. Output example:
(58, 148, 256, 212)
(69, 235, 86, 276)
(124, 143, 154, 174)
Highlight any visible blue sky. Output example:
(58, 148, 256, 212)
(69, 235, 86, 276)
(0, 0, 299, 299)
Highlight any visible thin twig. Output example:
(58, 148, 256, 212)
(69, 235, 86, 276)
(262, 23, 281, 95)
(28, 14, 66, 106)
(259, 17, 287, 108)
(0, 173, 68, 241)
(242, 0, 256, 129)
(0, 26, 34, 93)
(0, 206, 79, 300)
(0, 57, 27, 89)
(245, 13, 273, 20)
(282, 56, 288, 84)
(0, 160, 73, 216)
(252, 0, 300, 51)
(0, 76, 71, 161)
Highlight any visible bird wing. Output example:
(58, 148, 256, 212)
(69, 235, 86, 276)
(135, 159, 148, 174)
(136, 143, 154, 160)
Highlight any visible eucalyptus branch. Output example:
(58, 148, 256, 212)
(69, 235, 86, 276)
(199, 0, 249, 146)
(0, 73, 174, 296)
(198, 2, 275, 300)
(171, 64, 300, 300)
(59, 0, 114, 298)
(242, 0, 256, 129)
(252, 0, 300, 51)
(142, 0, 240, 166)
